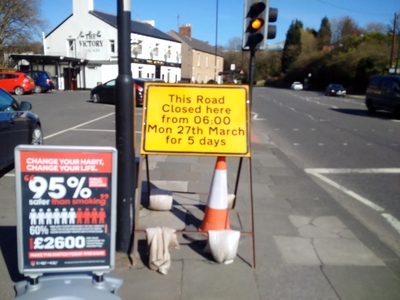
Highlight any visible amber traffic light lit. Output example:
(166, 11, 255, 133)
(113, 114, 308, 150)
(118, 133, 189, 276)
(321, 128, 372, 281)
(251, 18, 264, 30)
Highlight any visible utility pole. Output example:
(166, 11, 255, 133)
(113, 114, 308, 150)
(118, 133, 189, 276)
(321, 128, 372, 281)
(116, 0, 135, 253)
(214, 0, 219, 81)
(390, 12, 398, 67)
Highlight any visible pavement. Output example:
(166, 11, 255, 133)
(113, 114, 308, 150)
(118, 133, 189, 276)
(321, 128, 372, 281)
(2, 126, 400, 299)
(109, 128, 400, 300)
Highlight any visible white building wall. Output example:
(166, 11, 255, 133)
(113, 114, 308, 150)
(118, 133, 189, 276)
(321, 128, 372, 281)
(100, 64, 118, 83)
(44, 0, 181, 89)
(85, 66, 102, 88)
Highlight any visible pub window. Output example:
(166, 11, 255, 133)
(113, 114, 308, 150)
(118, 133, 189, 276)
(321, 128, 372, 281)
(151, 73, 155, 78)
(205, 75, 208, 82)
(197, 54, 200, 66)
(162, 74, 165, 80)
(175, 74, 177, 82)
(197, 73, 200, 83)
(206, 56, 208, 68)
(67, 39, 75, 57)
(138, 68, 143, 78)
(147, 73, 150, 78)
(109, 40, 115, 53)
(217, 58, 220, 69)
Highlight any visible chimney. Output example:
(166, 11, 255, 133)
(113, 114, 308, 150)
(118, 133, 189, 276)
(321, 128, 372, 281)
(73, 0, 93, 15)
(179, 23, 192, 38)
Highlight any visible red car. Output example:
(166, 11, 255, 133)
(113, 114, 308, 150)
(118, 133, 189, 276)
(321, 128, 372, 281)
(0, 72, 36, 95)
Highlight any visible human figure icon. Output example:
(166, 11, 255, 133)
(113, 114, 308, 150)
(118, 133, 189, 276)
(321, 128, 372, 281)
(76, 208, 83, 224)
(98, 208, 106, 224)
(91, 208, 98, 224)
(37, 208, 45, 225)
(45, 208, 53, 225)
(29, 208, 38, 225)
(68, 208, 76, 224)
(53, 208, 61, 224)
(83, 208, 91, 224)
(61, 208, 68, 224)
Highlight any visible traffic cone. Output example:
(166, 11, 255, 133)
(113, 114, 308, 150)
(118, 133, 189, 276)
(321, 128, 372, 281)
(198, 157, 231, 232)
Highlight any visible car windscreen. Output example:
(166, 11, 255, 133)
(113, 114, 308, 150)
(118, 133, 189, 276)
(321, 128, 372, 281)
(24, 74, 32, 79)
(332, 84, 343, 89)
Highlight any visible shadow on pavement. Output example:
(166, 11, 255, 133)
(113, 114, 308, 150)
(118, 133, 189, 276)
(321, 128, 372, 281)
(0, 226, 25, 282)
(330, 108, 397, 120)
(0, 164, 14, 179)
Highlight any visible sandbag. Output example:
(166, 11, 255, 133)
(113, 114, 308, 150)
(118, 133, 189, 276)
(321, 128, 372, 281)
(204, 230, 240, 264)
(149, 188, 173, 211)
(145, 226, 180, 275)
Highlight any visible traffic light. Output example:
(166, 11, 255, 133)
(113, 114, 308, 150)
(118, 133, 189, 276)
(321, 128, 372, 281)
(242, 0, 278, 51)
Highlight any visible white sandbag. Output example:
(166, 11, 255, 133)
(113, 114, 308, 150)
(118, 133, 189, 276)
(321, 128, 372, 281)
(204, 230, 240, 264)
(227, 194, 236, 209)
(149, 188, 173, 211)
(145, 226, 180, 275)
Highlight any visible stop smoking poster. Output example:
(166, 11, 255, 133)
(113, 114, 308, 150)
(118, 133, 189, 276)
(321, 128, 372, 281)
(14, 145, 117, 275)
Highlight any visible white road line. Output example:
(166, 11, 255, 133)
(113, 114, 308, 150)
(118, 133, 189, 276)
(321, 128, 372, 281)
(305, 168, 400, 174)
(382, 214, 400, 234)
(4, 174, 15, 177)
(392, 120, 400, 123)
(44, 113, 115, 140)
(72, 129, 142, 134)
(251, 112, 266, 121)
(305, 169, 385, 212)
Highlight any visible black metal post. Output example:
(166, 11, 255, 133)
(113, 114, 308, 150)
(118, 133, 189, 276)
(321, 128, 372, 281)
(116, 0, 135, 253)
(248, 49, 256, 110)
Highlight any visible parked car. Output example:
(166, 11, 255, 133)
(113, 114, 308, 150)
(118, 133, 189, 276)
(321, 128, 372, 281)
(291, 82, 303, 90)
(325, 84, 346, 97)
(0, 87, 43, 171)
(0, 72, 35, 95)
(90, 78, 164, 106)
(134, 78, 165, 106)
(20, 70, 54, 93)
(365, 75, 400, 117)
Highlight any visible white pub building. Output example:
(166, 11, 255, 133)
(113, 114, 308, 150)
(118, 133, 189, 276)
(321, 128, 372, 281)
(13, 0, 182, 90)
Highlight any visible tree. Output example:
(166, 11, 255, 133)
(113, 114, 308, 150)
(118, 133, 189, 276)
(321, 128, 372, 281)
(341, 17, 357, 38)
(226, 37, 242, 51)
(317, 17, 331, 49)
(0, 0, 46, 65)
(364, 22, 388, 34)
(281, 20, 303, 73)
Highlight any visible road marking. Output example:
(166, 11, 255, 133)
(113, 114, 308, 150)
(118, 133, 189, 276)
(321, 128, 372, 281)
(293, 128, 299, 131)
(306, 168, 400, 174)
(305, 168, 400, 235)
(72, 129, 141, 134)
(318, 143, 324, 146)
(293, 143, 300, 146)
(392, 120, 400, 123)
(44, 113, 115, 140)
(305, 169, 385, 212)
(382, 214, 400, 234)
(4, 174, 14, 177)
(251, 112, 266, 121)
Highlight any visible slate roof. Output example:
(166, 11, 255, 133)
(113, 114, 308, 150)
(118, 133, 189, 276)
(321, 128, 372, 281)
(90, 10, 179, 43)
(168, 31, 223, 57)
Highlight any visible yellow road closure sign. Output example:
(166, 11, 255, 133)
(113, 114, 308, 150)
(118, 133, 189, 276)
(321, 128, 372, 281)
(140, 83, 250, 157)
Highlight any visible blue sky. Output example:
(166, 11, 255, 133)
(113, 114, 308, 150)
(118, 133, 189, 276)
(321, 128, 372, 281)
(42, 0, 400, 46)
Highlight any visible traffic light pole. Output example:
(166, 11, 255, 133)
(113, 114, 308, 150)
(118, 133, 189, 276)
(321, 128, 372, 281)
(248, 49, 256, 111)
(116, 0, 135, 253)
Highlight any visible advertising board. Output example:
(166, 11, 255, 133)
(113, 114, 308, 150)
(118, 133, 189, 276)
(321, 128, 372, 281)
(141, 83, 250, 157)
(15, 145, 117, 275)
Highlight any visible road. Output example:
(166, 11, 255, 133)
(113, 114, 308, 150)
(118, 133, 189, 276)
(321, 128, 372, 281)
(251, 87, 400, 254)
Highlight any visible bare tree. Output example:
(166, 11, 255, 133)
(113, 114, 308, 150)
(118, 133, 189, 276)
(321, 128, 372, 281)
(0, 0, 46, 64)
(226, 37, 242, 51)
(364, 22, 389, 34)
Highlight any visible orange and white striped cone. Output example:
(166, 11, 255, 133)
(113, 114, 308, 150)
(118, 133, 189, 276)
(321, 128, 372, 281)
(198, 156, 231, 232)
